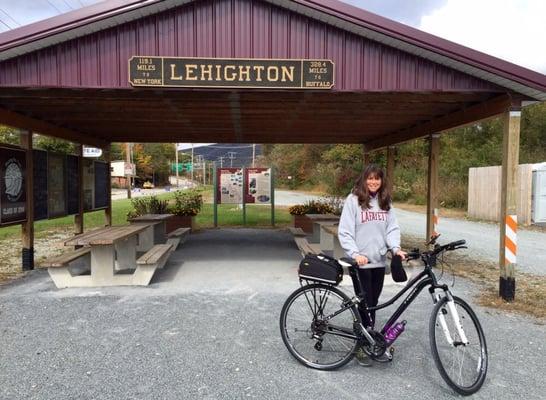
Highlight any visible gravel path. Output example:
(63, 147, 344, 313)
(395, 208, 546, 276)
(0, 229, 544, 400)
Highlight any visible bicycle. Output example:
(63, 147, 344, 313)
(279, 237, 488, 396)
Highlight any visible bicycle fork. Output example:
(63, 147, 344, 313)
(431, 291, 469, 346)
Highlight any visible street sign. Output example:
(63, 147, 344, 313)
(83, 147, 103, 158)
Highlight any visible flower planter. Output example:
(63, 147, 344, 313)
(292, 215, 313, 234)
(166, 215, 195, 233)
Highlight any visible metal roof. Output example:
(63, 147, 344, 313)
(0, 0, 545, 100)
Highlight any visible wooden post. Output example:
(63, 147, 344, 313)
(21, 131, 34, 271)
(74, 144, 84, 236)
(426, 134, 440, 242)
(386, 146, 395, 193)
(104, 145, 112, 226)
(499, 109, 520, 301)
(362, 144, 370, 166)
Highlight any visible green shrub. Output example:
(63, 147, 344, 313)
(288, 199, 335, 215)
(169, 189, 203, 216)
(127, 195, 169, 219)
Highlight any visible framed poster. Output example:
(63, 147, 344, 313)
(47, 153, 66, 218)
(33, 149, 48, 221)
(0, 146, 26, 225)
(245, 168, 271, 204)
(94, 161, 108, 209)
(217, 168, 243, 204)
(83, 159, 94, 211)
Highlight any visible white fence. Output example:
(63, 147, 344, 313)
(468, 164, 534, 225)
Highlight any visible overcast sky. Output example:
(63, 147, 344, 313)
(0, 0, 544, 73)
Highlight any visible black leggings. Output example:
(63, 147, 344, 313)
(351, 267, 385, 329)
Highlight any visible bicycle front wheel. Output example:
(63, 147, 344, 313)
(280, 283, 360, 370)
(429, 295, 488, 395)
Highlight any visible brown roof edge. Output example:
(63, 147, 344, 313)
(297, 0, 546, 92)
(0, 0, 545, 94)
(0, 0, 161, 49)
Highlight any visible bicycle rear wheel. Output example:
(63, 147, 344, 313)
(429, 295, 488, 395)
(280, 283, 360, 370)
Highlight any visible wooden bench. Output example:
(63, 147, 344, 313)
(294, 236, 321, 257)
(40, 247, 92, 288)
(288, 227, 307, 237)
(133, 244, 174, 285)
(40, 247, 91, 268)
(166, 227, 191, 250)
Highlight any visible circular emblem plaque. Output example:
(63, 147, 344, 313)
(5, 158, 23, 202)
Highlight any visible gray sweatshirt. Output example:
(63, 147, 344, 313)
(338, 193, 401, 269)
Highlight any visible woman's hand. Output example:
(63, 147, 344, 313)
(396, 250, 407, 260)
(354, 254, 368, 266)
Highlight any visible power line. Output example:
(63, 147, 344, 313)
(45, 0, 63, 14)
(61, 0, 74, 10)
(0, 8, 21, 26)
(0, 18, 12, 30)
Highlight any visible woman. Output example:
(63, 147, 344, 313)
(338, 164, 406, 364)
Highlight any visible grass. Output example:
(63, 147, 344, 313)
(402, 235, 546, 321)
(196, 204, 292, 228)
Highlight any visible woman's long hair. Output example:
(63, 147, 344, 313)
(352, 164, 392, 211)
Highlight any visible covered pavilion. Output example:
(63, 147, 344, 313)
(0, 0, 545, 300)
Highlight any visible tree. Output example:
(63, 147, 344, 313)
(0, 125, 20, 145)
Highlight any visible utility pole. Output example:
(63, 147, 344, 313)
(203, 160, 206, 185)
(126, 142, 132, 199)
(191, 143, 194, 182)
(218, 156, 224, 168)
(174, 143, 179, 187)
(227, 151, 236, 167)
(252, 144, 256, 167)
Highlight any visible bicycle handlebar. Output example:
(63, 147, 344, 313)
(406, 239, 466, 261)
(340, 239, 466, 266)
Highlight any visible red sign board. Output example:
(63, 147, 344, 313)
(245, 168, 271, 204)
(217, 168, 243, 204)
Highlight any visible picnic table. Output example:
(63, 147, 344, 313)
(128, 214, 173, 244)
(45, 224, 172, 288)
(128, 214, 190, 250)
(305, 214, 339, 245)
(321, 225, 345, 259)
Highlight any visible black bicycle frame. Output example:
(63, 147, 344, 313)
(352, 265, 448, 335)
(305, 262, 449, 343)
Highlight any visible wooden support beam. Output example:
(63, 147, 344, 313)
(20, 131, 34, 271)
(386, 146, 395, 193)
(499, 109, 521, 301)
(426, 134, 440, 243)
(74, 144, 84, 236)
(0, 107, 108, 148)
(104, 145, 112, 227)
(364, 94, 513, 151)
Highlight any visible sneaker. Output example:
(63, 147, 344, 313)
(355, 347, 372, 367)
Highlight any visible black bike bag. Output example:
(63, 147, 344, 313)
(298, 253, 343, 285)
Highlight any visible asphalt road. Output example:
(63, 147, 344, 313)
(0, 229, 544, 400)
